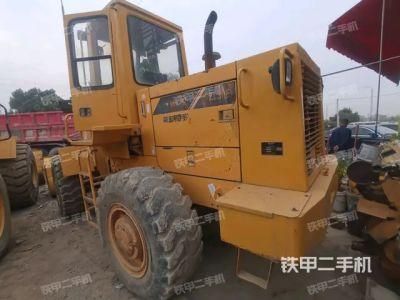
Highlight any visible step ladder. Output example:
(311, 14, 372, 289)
(77, 149, 105, 228)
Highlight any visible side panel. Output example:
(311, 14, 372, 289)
(149, 64, 240, 183)
(236, 44, 309, 192)
(59, 146, 93, 177)
(171, 173, 239, 208)
(0, 138, 16, 159)
(152, 81, 239, 147)
(157, 147, 241, 181)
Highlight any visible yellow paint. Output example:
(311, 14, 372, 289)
(0, 138, 16, 160)
(218, 160, 338, 259)
(157, 147, 240, 181)
(43, 157, 56, 197)
(32, 148, 44, 175)
(63, 0, 188, 133)
(59, 146, 93, 177)
(61, 0, 338, 261)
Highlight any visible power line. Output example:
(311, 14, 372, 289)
(322, 54, 400, 78)
(325, 91, 400, 101)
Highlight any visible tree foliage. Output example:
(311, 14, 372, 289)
(9, 88, 72, 113)
(336, 107, 360, 123)
(327, 107, 360, 128)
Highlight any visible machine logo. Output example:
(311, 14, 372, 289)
(153, 81, 236, 115)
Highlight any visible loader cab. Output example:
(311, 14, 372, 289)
(64, 0, 188, 133)
(127, 16, 185, 86)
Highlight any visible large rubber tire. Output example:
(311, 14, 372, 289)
(0, 175, 12, 258)
(98, 168, 203, 300)
(51, 156, 84, 217)
(48, 147, 60, 157)
(0, 144, 39, 209)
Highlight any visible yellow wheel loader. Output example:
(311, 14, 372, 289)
(0, 104, 39, 210)
(54, 1, 338, 298)
(0, 104, 40, 257)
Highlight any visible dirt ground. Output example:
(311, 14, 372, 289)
(0, 185, 399, 300)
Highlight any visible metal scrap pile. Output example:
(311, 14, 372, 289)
(345, 141, 400, 282)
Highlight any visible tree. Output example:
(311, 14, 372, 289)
(9, 88, 71, 113)
(337, 107, 360, 123)
(328, 108, 360, 128)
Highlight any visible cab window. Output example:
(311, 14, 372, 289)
(69, 17, 113, 88)
(127, 16, 184, 85)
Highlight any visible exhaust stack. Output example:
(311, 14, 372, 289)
(203, 11, 220, 71)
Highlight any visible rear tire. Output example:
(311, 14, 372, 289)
(51, 156, 84, 217)
(0, 175, 12, 258)
(98, 168, 203, 300)
(0, 144, 39, 209)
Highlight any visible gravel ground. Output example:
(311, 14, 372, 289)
(0, 186, 398, 300)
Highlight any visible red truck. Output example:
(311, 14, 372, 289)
(0, 111, 77, 155)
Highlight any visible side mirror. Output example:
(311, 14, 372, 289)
(0, 104, 11, 141)
(268, 48, 294, 100)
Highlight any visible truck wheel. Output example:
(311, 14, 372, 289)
(51, 156, 84, 217)
(0, 175, 12, 258)
(0, 144, 39, 209)
(98, 168, 203, 300)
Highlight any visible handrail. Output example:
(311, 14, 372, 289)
(238, 68, 250, 109)
(0, 104, 11, 141)
(63, 113, 75, 143)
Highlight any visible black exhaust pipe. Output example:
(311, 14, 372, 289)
(203, 11, 219, 71)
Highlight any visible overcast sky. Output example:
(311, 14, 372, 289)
(0, 0, 398, 118)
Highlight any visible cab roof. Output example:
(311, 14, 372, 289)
(64, 0, 182, 32)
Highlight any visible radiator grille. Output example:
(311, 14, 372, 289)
(302, 63, 324, 175)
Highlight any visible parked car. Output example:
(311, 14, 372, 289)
(380, 122, 398, 132)
(326, 124, 398, 150)
(348, 124, 397, 147)
(349, 121, 399, 132)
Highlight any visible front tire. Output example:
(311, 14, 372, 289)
(0, 144, 39, 209)
(0, 175, 12, 258)
(98, 168, 203, 300)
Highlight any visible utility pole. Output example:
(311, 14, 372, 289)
(336, 98, 340, 127)
(375, 0, 386, 134)
(326, 105, 329, 121)
(360, 86, 374, 121)
(369, 88, 373, 121)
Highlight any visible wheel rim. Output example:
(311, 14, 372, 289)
(0, 193, 5, 238)
(108, 204, 148, 278)
(32, 161, 38, 189)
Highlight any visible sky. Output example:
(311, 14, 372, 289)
(0, 0, 399, 118)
